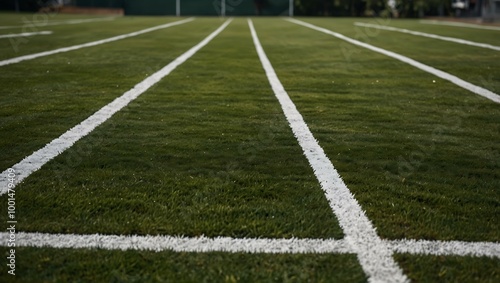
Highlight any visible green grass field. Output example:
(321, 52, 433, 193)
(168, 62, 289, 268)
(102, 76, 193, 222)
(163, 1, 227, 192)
(0, 12, 499, 282)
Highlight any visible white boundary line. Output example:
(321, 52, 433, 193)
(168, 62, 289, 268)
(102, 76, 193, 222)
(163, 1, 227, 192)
(0, 18, 194, 67)
(286, 18, 500, 104)
(248, 19, 408, 283)
(0, 17, 117, 30)
(0, 19, 232, 195)
(0, 232, 352, 254)
(387, 239, 500, 258)
(0, 232, 498, 259)
(420, 20, 500, 31)
(26, 17, 117, 26)
(354, 22, 500, 52)
(0, 31, 52, 39)
(0, 18, 497, 279)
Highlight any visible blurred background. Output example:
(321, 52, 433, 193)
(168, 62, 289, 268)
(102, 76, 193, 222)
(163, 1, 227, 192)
(0, 0, 499, 21)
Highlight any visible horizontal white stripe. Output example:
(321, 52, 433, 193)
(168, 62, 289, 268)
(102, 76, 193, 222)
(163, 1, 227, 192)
(0, 31, 52, 39)
(0, 19, 231, 195)
(420, 20, 500, 31)
(287, 18, 500, 104)
(34, 17, 117, 26)
(0, 18, 194, 67)
(355, 22, 500, 51)
(0, 17, 116, 30)
(0, 232, 351, 254)
(249, 19, 408, 283)
(1, 232, 498, 259)
(388, 239, 500, 259)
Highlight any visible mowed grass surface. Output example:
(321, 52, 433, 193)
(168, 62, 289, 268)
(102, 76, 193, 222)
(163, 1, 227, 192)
(4, 19, 342, 238)
(395, 254, 499, 283)
(0, 247, 366, 283)
(254, 18, 499, 242)
(0, 14, 499, 282)
(0, 17, 216, 169)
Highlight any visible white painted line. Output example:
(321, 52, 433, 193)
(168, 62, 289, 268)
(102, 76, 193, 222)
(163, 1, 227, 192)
(0, 17, 117, 30)
(0, 19, 232, 194)
(1, 232, 497, 259)
(287, 18, 500, 104)
(354, 22, 500, 52)
(31, 17, 117, 26)
(0, 18, 194, 67)
(248, 19, 409, 283)
(420, 20, 500, 31)
(388, 239, 500, 259)
(0, 31, 52, 39)
(0, 232, 352, 254)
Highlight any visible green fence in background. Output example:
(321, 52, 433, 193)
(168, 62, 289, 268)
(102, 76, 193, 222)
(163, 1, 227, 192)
(72, 0, 291, 16)
(124, 0, 176, 16)
(73, 0, 124, 9)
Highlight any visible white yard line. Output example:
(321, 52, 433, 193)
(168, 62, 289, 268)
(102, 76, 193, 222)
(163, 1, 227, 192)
(420, 20, 500, 31)
(1, 232, 498, 259)
(0, 31, 52, 39)
(248, 19, 408, 283)
(354, 22, 500, 52)
(0, 18, 194, 67)
(0, 19, 232, 195)
(0, 17, 116, 30)
(27, 17, 117, 26)
(387, 239, 500, 259)
(0, 232, 351, 254)
(287, 18, 500, 104)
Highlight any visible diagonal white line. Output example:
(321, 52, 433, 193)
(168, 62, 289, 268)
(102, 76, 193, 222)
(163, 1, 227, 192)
(248, 19, 408, 283)
(0, 232, 352, 254)
(420, 20, 500, 31)
(0, 17, 117, 30)
(36, 17, 117, 26)
(287, 18, 500, 104)
(354, 22, 500, 52)
(0, 19, 232, 195)
(0, 18, 194, 67)
(0, 31, 52, 39)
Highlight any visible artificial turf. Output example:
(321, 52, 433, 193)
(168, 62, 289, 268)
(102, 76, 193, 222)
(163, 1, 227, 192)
(0, 14, 498, 282)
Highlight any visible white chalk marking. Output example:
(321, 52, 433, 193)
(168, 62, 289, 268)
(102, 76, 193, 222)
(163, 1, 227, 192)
(248, 19, 408, 283)
(0, 31, 52, 39)
(0, 232, 351, 254)
(29, 17, 117, 26)
(355, 22, 500, 52)
(0, 17, 116, 30)
(0, 19, 232, 194)
(287, 18, 500, 104)
(0, 18, 194, 67)
(388, 239, 500, 259)
(0, 232, 497, 259)
(420, 20, 500, 31)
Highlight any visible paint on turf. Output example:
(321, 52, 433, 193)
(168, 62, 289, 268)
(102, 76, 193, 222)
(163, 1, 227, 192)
(287, 18, 500, 104)
(0, 18, 194, 67)
(1, 232, 497, 259)
(420, 20, 500, 31)
(0, 19, 232, 193)
(0, 232, 351, 254)
(0, 31, 52, 39)
(0, 17, 117, 30)
(249, 19, 409, 283)
(354, 22, 500, 52)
